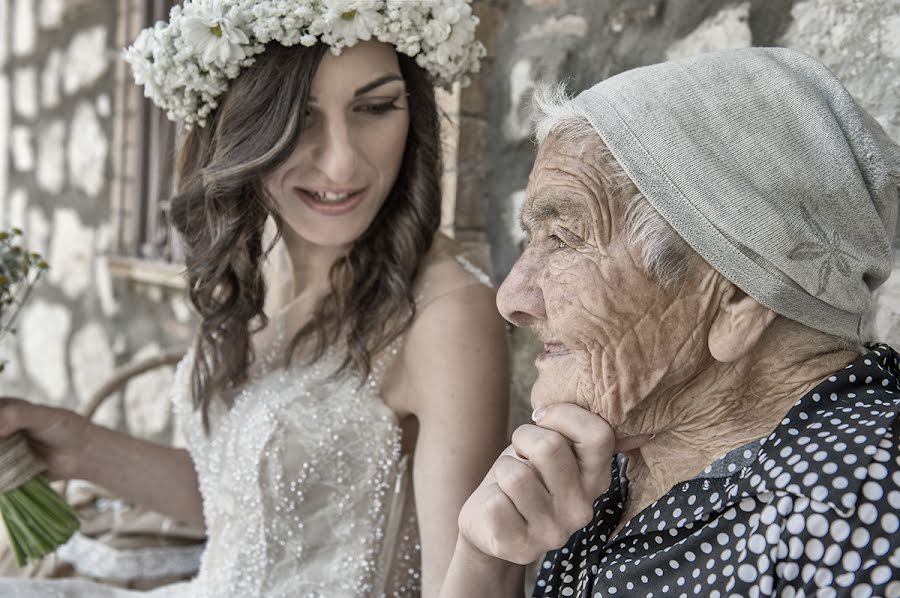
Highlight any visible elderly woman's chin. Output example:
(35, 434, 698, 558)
(530, 353, 600, 415)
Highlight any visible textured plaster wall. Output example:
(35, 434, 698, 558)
(0, 1, 192, 444)
(481, 0, 900, 422)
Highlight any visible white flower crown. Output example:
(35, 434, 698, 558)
(124, 0, 486, 128)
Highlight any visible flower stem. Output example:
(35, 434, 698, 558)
(0, 477, 80, 567)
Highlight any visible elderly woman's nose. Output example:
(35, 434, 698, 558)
(497, 252, 547, 327)
(314, 118, 358, 184)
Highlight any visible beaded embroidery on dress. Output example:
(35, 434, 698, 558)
(170, 330, 417, 597)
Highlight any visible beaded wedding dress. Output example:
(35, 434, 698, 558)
(0, 236, 492, 598)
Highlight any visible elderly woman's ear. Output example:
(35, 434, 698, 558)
(707, 284, 778, 362)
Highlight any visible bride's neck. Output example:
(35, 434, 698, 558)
(282, 230, 348, 299)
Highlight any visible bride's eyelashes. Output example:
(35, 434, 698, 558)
(355, 94, 407, 115)
(303, 94, 407, 121)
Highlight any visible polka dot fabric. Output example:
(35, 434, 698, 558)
(533, 344, 900, 598)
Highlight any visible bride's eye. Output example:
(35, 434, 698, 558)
(356, 99, 402, 115)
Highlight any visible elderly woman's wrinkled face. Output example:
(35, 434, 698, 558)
(497, 132, 721, 432)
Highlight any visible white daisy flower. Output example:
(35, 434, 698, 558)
(317, 0, 385, 46)
(180, 0, 250, 65)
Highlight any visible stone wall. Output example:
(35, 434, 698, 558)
(0, 0, 192, 444)
(480, 0, 900, 425)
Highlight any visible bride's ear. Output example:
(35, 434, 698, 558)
(708, 285, 777, 363)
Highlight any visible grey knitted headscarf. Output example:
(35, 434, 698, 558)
(571, 47, 899, 341)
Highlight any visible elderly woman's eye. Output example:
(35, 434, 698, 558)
(550, 234, 569, 249)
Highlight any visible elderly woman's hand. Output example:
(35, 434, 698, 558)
(457, 403, 647, 565)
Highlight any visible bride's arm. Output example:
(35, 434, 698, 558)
(79, 424, 205, 527)
(396, 282, 510, 597)
(0, 399, 204, 527)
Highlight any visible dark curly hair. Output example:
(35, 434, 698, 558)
(169, 42, 443, 428)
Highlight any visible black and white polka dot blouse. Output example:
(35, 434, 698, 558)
(533, 344, 900, 598)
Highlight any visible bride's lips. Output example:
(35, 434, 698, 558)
(535, 341, 571, 364)
(295, 187, 367, 216)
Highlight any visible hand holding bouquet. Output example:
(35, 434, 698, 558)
(0, 228, 80, 567)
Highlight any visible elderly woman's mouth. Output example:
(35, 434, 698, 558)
(536, 342, 571, 363)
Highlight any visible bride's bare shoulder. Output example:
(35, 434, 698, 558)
(412, 233, 494, 306)
(383, 233, 508, 417)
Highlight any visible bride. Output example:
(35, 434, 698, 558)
(0, 2, 509, 596)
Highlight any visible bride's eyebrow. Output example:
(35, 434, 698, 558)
(308, 74, 405, 103)
(353, 73, 404, 97)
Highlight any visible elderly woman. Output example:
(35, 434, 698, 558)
(439, 48, 900, 597)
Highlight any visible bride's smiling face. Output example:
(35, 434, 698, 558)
(263, 40, 411, 248)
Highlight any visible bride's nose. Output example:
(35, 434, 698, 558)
(311, 117, 358, 184)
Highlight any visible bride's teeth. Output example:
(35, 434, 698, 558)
(313, 191, 352, 203)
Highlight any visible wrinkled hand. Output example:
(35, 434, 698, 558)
(0, 397, 91, 480)
(457, 403, 648, 565)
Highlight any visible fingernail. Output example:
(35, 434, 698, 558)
(531, 407, 546, 422)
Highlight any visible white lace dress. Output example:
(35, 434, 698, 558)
(0, 247, 491, 598)
(0, 325, 422, 597)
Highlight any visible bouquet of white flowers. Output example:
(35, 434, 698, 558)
(0, 228, 80, 567)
